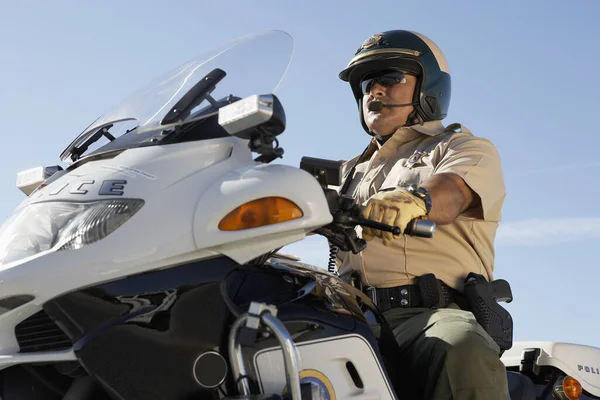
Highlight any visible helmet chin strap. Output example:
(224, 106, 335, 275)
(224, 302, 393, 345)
(406, 109, 424, 126)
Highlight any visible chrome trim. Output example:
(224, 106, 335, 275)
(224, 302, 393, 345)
(228, 302, 302, 399)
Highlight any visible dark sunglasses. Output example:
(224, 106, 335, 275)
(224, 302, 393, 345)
(360, 71, 407, 95)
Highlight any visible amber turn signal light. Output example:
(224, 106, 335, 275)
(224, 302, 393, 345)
(554, 375, 583, 400)
(218, 197, 304, 231)
(563, 376, 583, 400)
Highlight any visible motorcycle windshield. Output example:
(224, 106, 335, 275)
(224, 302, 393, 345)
(59, 30, 294, 162)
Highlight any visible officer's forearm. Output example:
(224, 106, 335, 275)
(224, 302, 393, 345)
(420, 173, 478, 225)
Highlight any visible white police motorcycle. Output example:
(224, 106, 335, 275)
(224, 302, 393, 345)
(0, 29, 598, 400)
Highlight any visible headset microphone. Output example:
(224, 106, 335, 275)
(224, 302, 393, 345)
(367, 100, 416, 112)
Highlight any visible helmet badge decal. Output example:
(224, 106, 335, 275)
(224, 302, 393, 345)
(356, 33, 384, 54)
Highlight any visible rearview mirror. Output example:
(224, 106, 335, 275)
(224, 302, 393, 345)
(300, 156, 346, 187)
(16, 165, 63, 195)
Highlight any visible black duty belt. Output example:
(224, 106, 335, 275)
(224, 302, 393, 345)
(365, 273, 467, 313)
(358, 272, 515, 354)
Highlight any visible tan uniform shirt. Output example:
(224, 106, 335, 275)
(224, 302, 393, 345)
(336, 120, 506, 291)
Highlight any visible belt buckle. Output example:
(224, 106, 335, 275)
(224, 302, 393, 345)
(365, 286, 378, 305)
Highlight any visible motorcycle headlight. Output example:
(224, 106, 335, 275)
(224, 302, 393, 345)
(0, 199, 144, 266)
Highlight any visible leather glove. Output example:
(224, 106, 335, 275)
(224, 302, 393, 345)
(361, 189, 428, 246)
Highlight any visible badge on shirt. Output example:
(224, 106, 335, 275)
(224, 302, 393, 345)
(405, 150, 428, 168)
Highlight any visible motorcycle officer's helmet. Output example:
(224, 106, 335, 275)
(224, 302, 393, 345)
(339, 30, 452, 135)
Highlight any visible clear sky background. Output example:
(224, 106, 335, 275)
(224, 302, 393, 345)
(1, 0, 599, 348)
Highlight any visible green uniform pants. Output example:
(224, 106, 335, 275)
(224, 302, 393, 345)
(383, 303, 511, 400)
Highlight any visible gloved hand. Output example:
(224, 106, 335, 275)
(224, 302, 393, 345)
(361, 189, 428, 246)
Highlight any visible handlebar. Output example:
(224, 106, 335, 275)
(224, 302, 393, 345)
(335, 213, 436, 239)
(313, 189, 437, 255)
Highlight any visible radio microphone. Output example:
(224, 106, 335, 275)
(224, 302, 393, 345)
(367, 100, 416, 112)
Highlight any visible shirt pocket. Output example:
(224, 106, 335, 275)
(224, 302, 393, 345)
(380, 151, 435, 190)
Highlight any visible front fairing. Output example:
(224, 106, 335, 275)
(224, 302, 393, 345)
(0, 140, 235, 270)
(0, 30, 294, 269)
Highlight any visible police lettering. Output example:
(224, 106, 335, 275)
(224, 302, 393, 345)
(70, 180, 94, 194)
(47, 180, 128, 196)
(578, 364, 600, 374)
(99, 180, 126, 196)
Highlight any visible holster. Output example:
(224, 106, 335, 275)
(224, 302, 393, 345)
(463, 272, 514, 353)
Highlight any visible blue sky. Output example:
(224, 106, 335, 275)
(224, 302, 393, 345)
(2, 0, 599, 348)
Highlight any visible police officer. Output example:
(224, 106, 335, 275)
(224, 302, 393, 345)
(336, 30, 510, 399)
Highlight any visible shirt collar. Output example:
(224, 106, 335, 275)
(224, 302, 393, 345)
(382, 120, 455, 147)
(411, 120, 448, 136)
(359, 120, 454, 161)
